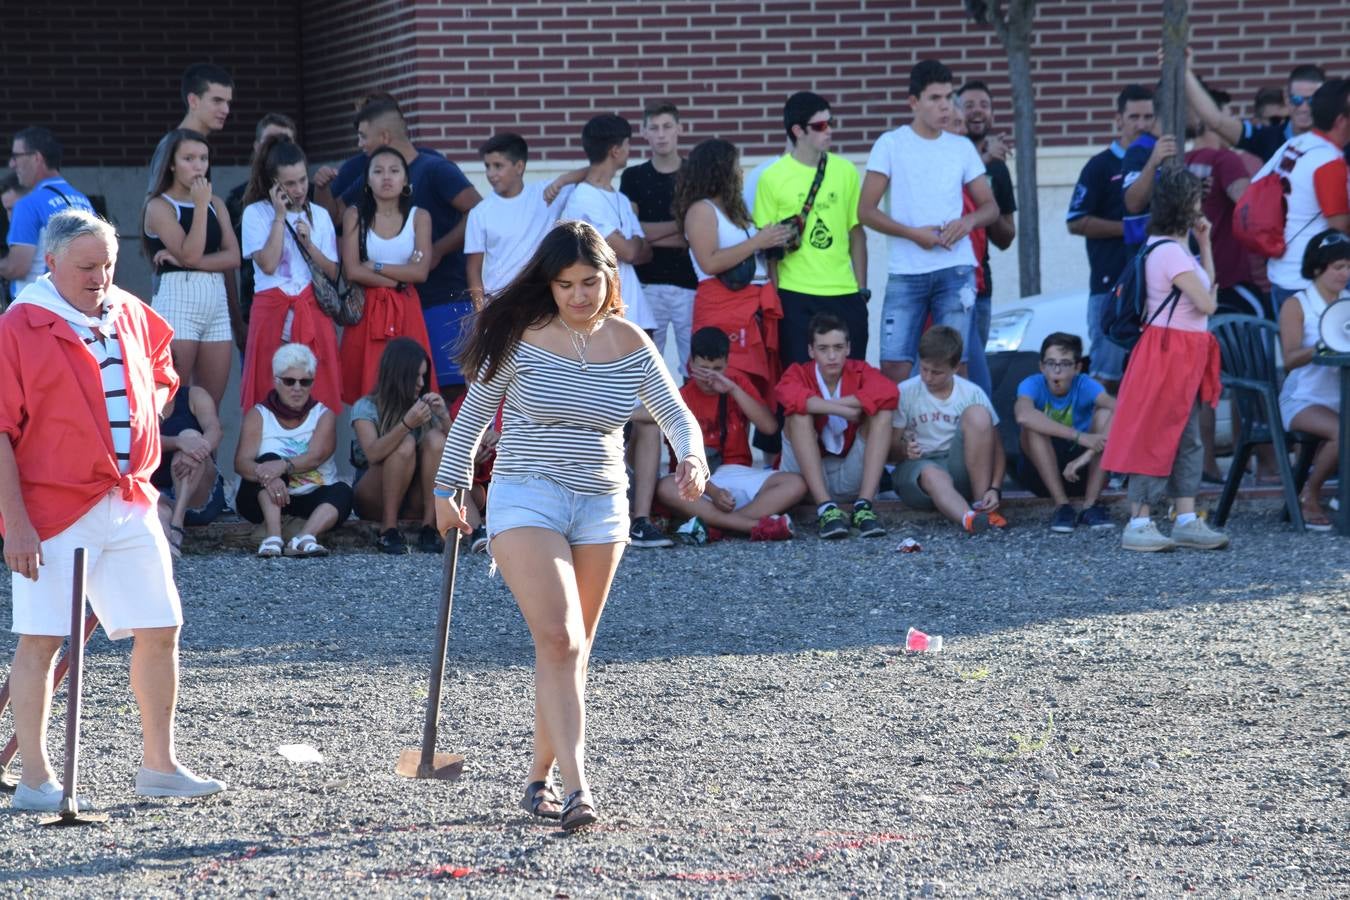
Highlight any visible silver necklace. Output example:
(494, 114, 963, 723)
(558, 318, 597, 370)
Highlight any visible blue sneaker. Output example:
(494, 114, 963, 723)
(1050, 504, 1076, 533)
(1078, 503, 1114, 530)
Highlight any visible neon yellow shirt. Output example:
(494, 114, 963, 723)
(753, 153, 860, 295)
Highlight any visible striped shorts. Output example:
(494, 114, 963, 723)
(153, 270, 231, 342)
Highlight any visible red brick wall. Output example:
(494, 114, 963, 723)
(0, 1, 301, 167)
(4, 1, 1345, 166)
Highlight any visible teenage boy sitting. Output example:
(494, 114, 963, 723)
(464, 133, 586, 305)
(1013, 332, 1116, 533)
(775, 313, 897, 539)
(890, 325, 1007, 532)
(657, 328, 807, 541)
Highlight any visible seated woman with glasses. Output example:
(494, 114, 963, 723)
(1012, 332, 1116, 533)
(234, 343, 353, 557)
(1278, 229, 1348, 530)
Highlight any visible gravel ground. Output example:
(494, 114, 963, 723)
(1, 502, 1347, 897)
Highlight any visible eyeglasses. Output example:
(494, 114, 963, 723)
(1317, 232, 1350, 248)
(801, 118, 836, 133)
(8, 151, 36, 163)
(1040, 359, 1077, 372)
(276, 376, 314, 387)
(1289, 94, 1310, 107)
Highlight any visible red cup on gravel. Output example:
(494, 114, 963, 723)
(906, 626, 943, 653)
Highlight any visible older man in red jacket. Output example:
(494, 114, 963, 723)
(774, 312, 898, 540)
(0, 210, 224, 812)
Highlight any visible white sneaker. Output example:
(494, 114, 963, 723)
(1171, 517, 1230, 550)
(135, 766, 227, 798)
(12, 780, 86, 812)
(1121, 521, 1176, 552)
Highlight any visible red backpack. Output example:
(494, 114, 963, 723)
(1232, 172, 1287, 257)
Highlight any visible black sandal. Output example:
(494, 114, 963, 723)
(559, 788, 597, 831)
(520, 780, 562, 820)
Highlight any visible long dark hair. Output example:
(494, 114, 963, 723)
(370, 337, 430, 436)
(142, 129, 210, 258)
(242, 135, 311, 222)
(673, 138, 752, 233)
(356, 146, 413, 260)
(456, 220, 623, 384)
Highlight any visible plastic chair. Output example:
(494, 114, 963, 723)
(1209, 315, 1321, 530)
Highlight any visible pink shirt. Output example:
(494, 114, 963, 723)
(1144, 237, 1211, 333)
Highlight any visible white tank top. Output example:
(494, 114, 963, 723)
(256, 403, 339, 496)
(1278, 288, 1342, 426)
(364, 206, 418, 265)
(687, 199, 767, 284)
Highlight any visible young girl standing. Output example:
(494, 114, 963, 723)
(239, 136, 342, 412)
(143, 129, 241, 408)
(337, 146, 435, 404)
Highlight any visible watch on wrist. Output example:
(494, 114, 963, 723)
(374, 261, 384, 274)
(858, 288, 872, 302)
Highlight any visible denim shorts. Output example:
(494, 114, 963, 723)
(486, 474, 630, 546)
(880, 266, 975, 365)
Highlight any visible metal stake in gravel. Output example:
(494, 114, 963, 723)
(396, 502, 466, 781)
(40, 548, 109, 826)
(0, 611, 99, 792)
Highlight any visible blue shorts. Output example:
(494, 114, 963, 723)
(1086, 292, 1128, 381)
(486, 474, 630, 546)
(423, 300, 475, 386)
(880, 266, 975, 365)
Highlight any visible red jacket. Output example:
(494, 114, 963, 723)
(680, 367, 762, 468)
(690, 279, 783, 399)
(774, 359, 898, 456)
(0, 290, 179, 540)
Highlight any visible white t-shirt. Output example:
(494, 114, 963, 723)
(241, 202, 339, 296)
(560, 182, 654, 329)
(893, 373, 998, 455)
(1252, 131, 1349, 290)
(464, 181, 572, 295)
(865, 125, 986, 275)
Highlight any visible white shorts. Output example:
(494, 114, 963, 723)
(153, 270, 231, 342)
(710, 464, 776, 510)
(779, 433, 868, 501)
(11, 492, 182, 641)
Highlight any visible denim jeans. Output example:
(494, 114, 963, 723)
(1086, 291, 1128, 382)
(880, 266, 975, 365)
(966, 292, 993, 398)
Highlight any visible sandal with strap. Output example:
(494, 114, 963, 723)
(285, 534, 329, 557)
(559, 788, 598, 832)
(520, 780, 562, 820)
(257, 535, 284, 558)
(167, 524, 185, 559)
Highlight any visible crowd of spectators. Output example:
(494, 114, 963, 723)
(2, 52, 1345, 556)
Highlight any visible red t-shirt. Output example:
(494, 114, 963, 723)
(1186, 147, 1251, 290)
(679, 367, 762, 468)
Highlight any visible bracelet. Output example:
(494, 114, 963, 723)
(285, 458, 295, 475)
(432, 486, 455, 498)
(988, 487, 1001, 497)
(400, 418, 412, 431)
(1072, 431, 1080, 446)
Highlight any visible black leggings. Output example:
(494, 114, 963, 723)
(236, 479, 353, 525)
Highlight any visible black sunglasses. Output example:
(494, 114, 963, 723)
(277, 376, 314, 387)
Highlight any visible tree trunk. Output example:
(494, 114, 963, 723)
(1005, 34, 1041, 296)
(1159, 0, 1189, 170)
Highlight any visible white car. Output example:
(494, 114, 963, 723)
(985, 289, 1236, 449)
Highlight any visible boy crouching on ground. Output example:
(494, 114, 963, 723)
(891, 325, 1007, 532)
(1013, 332, 1115, 532)
(656, 328, 806, 541)
(775, 314, 897, 539)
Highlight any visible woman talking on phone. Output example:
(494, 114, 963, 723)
(434, 221, 708, 831)
(238, 135, 342, 412)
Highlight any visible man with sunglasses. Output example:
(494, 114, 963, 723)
(754, 91, 868, 368)
(2, 128, 93, 303)
(1250, 79, 1350, 307)
(1186, 58, 1326, 163)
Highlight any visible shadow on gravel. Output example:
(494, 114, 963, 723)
(0, 834, 285, 884)
(97, 507, 1347, 673)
